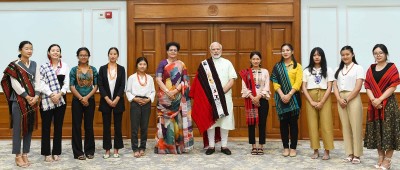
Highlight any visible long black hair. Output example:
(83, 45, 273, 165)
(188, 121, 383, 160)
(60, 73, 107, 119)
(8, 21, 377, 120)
(280, 43, 297, 68)
(305, 47, 327, 78)
(334, 45, 358, 79)
(18, 41, 33, 58)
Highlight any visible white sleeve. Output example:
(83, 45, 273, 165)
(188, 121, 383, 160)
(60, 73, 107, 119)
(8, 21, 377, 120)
(356, 65, 365, 80)
(302, 69, 309, 82)
(327, 67, 334, 82)
(61, 63, 70, 94)
(125, 75, 135, 102)
(11, 77, 27, 97)
(149, 76, 156, 102)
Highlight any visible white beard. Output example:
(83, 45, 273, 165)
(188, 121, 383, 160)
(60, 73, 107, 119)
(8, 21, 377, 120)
(212, 54, 221, 59)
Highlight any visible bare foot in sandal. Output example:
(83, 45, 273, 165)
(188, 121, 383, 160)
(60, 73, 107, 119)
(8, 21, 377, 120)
(343, 154, 353, 162)
(352, 156, 361, 164)
(133, 151, 140, 158)
(139, 150, 145, 156)
(311, 149, 319, 159)
(322, 150, 330, 160)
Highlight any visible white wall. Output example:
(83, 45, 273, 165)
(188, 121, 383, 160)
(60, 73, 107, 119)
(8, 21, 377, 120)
(301, 0, 400, 91)
(0, 1, 127, 92)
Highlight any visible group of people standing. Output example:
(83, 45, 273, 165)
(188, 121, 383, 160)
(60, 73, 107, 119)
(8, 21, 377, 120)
(300, 44, 399, 169)
(240, 43, 399, 170)
(1, 40, 399, 170)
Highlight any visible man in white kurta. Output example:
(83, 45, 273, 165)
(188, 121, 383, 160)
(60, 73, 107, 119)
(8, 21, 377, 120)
(206, 42, 237, 155)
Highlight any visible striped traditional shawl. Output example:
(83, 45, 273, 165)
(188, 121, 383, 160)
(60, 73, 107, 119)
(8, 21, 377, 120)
(270, 62, 300, 120)
(364, 63, 400, 122)
(39, 62, 65, 111)
(1, 61, 38, 136)
(239, 68, 259, 125)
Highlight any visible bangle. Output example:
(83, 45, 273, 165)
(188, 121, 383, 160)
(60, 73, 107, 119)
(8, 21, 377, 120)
(79, 97, 83, 101)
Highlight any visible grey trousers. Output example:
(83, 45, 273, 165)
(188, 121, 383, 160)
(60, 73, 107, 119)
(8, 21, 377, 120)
(12, 102, 32, 154)
(130, 101, 151, 151)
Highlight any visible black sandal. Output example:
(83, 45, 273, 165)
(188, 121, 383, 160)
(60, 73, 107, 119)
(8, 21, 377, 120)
(257, 148, 264, 155)
(251, 148, 258, 155)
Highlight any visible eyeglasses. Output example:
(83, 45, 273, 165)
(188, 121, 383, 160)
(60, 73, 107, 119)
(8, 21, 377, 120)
(79, 55, 89, 58)
(373, 51, 384, 56)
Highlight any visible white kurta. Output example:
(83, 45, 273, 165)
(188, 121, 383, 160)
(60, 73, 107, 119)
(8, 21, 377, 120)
(210, 57, 237, 130)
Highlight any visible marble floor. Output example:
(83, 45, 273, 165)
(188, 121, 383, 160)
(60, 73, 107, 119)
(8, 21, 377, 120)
(0, 138, 398, 170)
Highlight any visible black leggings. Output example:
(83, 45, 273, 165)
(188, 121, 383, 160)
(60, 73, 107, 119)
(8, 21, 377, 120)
(248, 98, 269, 144)
(280, 112, 299, 149)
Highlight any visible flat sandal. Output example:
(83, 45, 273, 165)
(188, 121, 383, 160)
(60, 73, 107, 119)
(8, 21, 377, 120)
(257, 148, 264, 155)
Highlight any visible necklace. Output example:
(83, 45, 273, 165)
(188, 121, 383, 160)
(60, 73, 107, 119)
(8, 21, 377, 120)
(77, 65, 93, 87)
(342, 63, 354, 76)
(108, 64, 117, 80)
(137, 73, 147, 86)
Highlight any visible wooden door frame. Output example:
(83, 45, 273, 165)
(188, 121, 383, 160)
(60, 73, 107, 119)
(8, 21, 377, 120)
(126, 0, 301, 138)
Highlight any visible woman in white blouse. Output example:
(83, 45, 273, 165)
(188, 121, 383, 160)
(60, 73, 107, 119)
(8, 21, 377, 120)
(126, 57, 155, 158)
(333, 45, 364, 164)
(240, 51, 270, 155)
(302, 47, 334, 160)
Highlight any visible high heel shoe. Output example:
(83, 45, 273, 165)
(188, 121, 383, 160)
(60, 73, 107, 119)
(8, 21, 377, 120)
(380, 157, 391, 170)
(374, 156, 384, 168)
(15, 156, 28, 168)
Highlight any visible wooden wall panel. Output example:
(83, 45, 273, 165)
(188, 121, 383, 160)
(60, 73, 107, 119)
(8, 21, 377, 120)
(133, 4, 293, 19)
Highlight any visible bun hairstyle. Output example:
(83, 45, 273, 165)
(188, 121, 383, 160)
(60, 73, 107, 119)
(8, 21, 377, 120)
(108, 47, 119, 56)
(47, 44, 62, 60)
(249, 51, 262, 68)
(18, 41, 33, 58)
(280, 43, 298, 68)
(136, 56, 148, 68)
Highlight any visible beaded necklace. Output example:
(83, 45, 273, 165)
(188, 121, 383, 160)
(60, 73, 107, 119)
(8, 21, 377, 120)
(137, 72, 147, 86)
(342, 63, 354, 76)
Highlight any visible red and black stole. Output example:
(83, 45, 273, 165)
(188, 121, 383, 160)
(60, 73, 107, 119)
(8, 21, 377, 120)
(239, 68, 259, 125)
(189, 58, 228, 147)
(364, 63, 400, 122)
(190, 58, 229, 133)
(1, 61, 38, 136)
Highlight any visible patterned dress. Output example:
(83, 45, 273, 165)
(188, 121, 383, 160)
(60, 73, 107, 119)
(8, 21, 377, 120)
(154, 59, 194, 154)
(364, 63, 400, 150)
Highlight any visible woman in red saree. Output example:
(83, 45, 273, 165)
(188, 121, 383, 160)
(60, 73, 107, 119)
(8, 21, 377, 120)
(364, 44, 400, 169)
